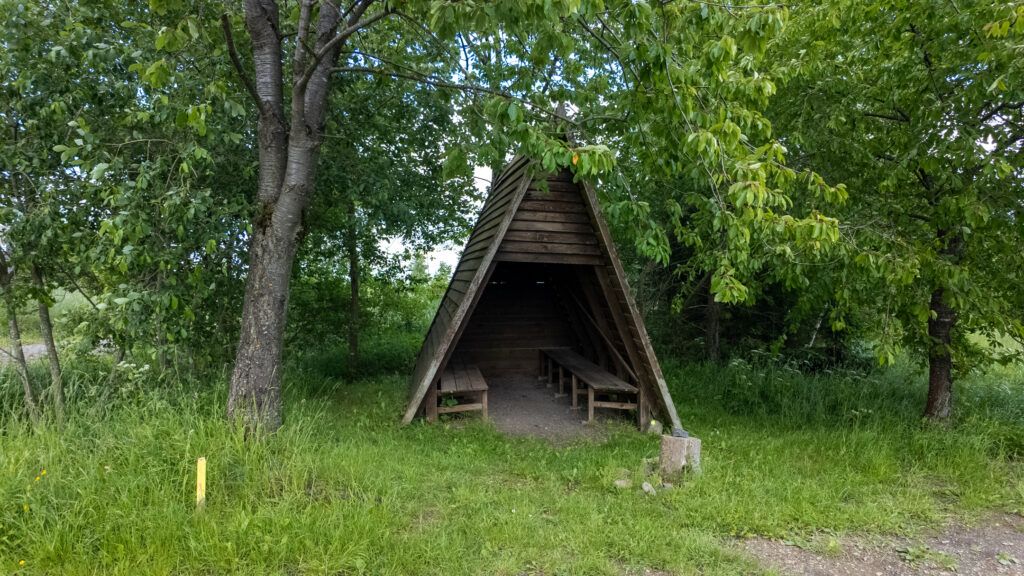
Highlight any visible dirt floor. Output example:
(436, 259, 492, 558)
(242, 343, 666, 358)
(740, 513, 1024, 576)
(486, 374, 632, 442)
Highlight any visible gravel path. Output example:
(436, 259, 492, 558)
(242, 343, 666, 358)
(740, 514, 1024, 576)
(0, 343, 47, 363)
(485, 374, 616, 443)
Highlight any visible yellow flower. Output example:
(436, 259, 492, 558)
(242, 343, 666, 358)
(40, 469, 46, 476)
(22, 503, 29, 512)
(34, 476, 40, 482)
(19, 559, 26, 566)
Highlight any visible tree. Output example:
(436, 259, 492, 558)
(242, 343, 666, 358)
(218, 0, 399, 430)
(3, 0, 255, 394)
(217, 0, 849, 431)
(301, 72, 475, 369)
(769, 0, 1024, 420)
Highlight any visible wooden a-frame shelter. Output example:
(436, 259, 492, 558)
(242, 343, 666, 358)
(402, 156, 685, 435)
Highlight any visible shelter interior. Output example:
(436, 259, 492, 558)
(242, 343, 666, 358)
(406, 160, 679, 432)
(450, 261, 636, 382)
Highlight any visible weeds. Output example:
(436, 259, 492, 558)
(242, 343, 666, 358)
(0, 349, 1021, 574)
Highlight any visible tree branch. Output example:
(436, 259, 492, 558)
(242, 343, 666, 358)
(292, 0, 315, 81)
(220, 13, 261, 109)
(577, 16, 642, 88)
(332, 66, 573, 123)
(863, 111, 909, 123)
(297, 1, 391, 93)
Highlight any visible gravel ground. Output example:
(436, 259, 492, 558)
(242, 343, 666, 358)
(0, 343, 47, 363)
(485, 374, 625, 443)
(740, 514, 1024, 576)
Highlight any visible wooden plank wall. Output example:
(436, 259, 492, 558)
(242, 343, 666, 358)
(452, 262, 577, 376)
(406, 157, 532, 403)
(495, 169, 604, 266)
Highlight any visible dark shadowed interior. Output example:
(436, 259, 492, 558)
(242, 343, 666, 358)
(451, 262, 628, 379)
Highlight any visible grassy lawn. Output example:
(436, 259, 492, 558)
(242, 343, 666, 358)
(1, 355, 1022, 574)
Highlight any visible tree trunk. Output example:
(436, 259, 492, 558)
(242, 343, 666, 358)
(30, 265, 63, 422)
(226, 0, 387, 432)
(924, 287, 956, 421)
(923, 226, 963, 422)
(228, 191, 309, 431)
(3, 288, 40, 424)
(703, 273, 721, 363)
(1, 250, 40, 423)
(346, 200, 360, 372)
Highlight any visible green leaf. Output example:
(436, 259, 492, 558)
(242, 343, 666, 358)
(90, 163, 109, 180)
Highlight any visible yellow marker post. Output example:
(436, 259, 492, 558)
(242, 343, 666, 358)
(196, 457, 207, 509)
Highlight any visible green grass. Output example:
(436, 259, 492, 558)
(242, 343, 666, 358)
(0, 353, 1022, 575)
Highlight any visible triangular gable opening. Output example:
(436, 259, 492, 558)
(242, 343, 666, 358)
(402, 160, 683, 434)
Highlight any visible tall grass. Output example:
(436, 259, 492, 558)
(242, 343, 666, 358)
(0, 348, 1022, 574)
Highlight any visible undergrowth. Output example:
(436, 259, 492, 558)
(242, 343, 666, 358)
(0, 349, 1022, 574)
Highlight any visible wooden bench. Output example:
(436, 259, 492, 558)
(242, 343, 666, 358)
(426, 363, 488, 421)
(539, 348, 639, 423)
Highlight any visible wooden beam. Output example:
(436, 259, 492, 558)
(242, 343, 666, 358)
(566, 289, 636, 381)
(493, 252, 604, 266)
(581, 180, 684, 433)
(550, 280, 601, 364)
(593, 266, 645, 386)
(402, 163, 533, 424)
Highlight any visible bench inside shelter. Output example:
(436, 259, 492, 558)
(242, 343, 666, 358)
(539, 347, 641, 423)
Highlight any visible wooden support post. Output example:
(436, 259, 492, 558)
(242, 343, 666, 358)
(547, 358, 554, 388)
(481, 389, 488, 420)
(556, 365, 567, 397)
(195, 457, 206, 509)
(426, 381, 438, 422)
(638, 386, 649, 429)
(571, 374, 579, 410)
(587, 387, 595, 423)
(538, 350, 545, 380)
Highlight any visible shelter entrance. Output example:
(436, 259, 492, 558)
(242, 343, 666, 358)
(434, 261, 645, 433)
(404, 159, 683, 435)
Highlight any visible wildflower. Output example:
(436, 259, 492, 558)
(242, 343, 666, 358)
(19, 559, 25, 566)
(40, 469, 46, 476)
(34, 476, 40, 482)
(22, 503, 29, 512)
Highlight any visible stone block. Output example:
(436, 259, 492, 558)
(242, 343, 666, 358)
(659, 435, 702, 476)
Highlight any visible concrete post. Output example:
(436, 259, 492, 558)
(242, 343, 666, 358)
(659, 434, 702, 476)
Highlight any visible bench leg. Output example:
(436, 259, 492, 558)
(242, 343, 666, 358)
(546, 358, 554, 388)
(571, 374, 578, 410)
(426, 383, 438, 423)
(557, 366, 566, 397)
(481, 389, 488, 420)
(637, 387, 648, 430)
(538, 351, 546, 381)
(587, 386, 595, 423)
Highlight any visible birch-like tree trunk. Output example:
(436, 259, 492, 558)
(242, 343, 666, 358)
(0, 252, 40, 424)
(346, 199, 360, 371)
(226, 0, 389, 431)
